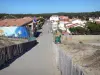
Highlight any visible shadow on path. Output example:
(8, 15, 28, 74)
(0, 41, 39, 70)
(34, 31, 42, 38)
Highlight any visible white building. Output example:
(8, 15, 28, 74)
(99, 17, 100, 19)
(89, 18, 94, 22)
(72, 19, 86, 27)
(58, 21, 66, 31)
(51, 21, 58, 32)
(64, 19, 87, 34)
(95, 18, 100, 24)
(50, 15, 59, 22)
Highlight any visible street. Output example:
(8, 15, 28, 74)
(0, 21, 60, 75)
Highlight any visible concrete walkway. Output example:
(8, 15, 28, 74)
(0, 21, 60, 75)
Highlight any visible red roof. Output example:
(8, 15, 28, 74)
(59, 16, 69, 21)
(0, 17, 33, 26)
(65, 24, 77, 28)
(95, 21, 100, 24)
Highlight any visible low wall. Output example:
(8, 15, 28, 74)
(54, 35, 100, 75)
(71, 35, 100, 42)
(0, 40, 37, 67)
(53, 43, 85, 75)
(61, 35, 100, 44)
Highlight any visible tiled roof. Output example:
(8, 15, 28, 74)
(59, 16, 69, 22)
(0, 17, 33, 26)
(59, 16, 69, 19)
(95, 19, 100, 24)
(65, 23, 78, 28)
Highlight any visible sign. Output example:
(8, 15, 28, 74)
(33, 16, 37, 23)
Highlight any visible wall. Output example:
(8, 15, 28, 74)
(61, 35, 100, 44)
(0, 40, 37, 67)
(55, 35, 100, 75)
(53, 43, 85, 75)
(71, 35, 100, 42)
(0, 26, 29, 38)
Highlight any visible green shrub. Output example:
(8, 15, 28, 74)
(86, 22, 100, 34)
(69, 27, 86, 35)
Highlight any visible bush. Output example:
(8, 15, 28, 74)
(69, 27, 77, 34)
(86, 22, 100, 34)
(69, 27, 86, 35)
(75, 27, 86, 34)
(69, 22, 100, 35)
(37, 17, 45, 29)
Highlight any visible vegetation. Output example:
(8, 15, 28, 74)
(0, 11, 100, 35)
(69, 22, 100, 35)
(69, 27, 86, 35)
(37, 17, 45, 29)
(86, 22, 100, 35)
(0, 11, 100, 19)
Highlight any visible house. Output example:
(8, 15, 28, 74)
(70, 19, 86, 27)
(59, 16, 69, 22)
(58, 21, 66, 31)
(51, 21, 58, 32)
(72, 19, 86, 27)
(95, 18, 100, 24)
(89, 17, 95, 22)
(50, 15, 59, 22)
(58, 16, 70, 32)
(0, 17, 35, 38)
(64, 19, 87, 34)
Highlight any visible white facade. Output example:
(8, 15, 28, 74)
(99, 17, 100, 19)
(51, 22, 58, 31)
(67, 29, 71, 34)
(50, 15, 59, 22)
(72, 19, 86, 27)
(72, 19, 82, 24)
(89, 18, 94, 22)
(58, 22, 66, 31)
(95, 19, 100, 22)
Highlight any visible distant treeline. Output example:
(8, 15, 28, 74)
(0, 11, 100, 19)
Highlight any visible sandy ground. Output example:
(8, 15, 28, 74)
(60, 37, 100, 75)
(0, 37, 28, 48)
(0, 21, 60, 75)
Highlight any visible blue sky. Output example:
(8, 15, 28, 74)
(0, 0, 100, 14)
